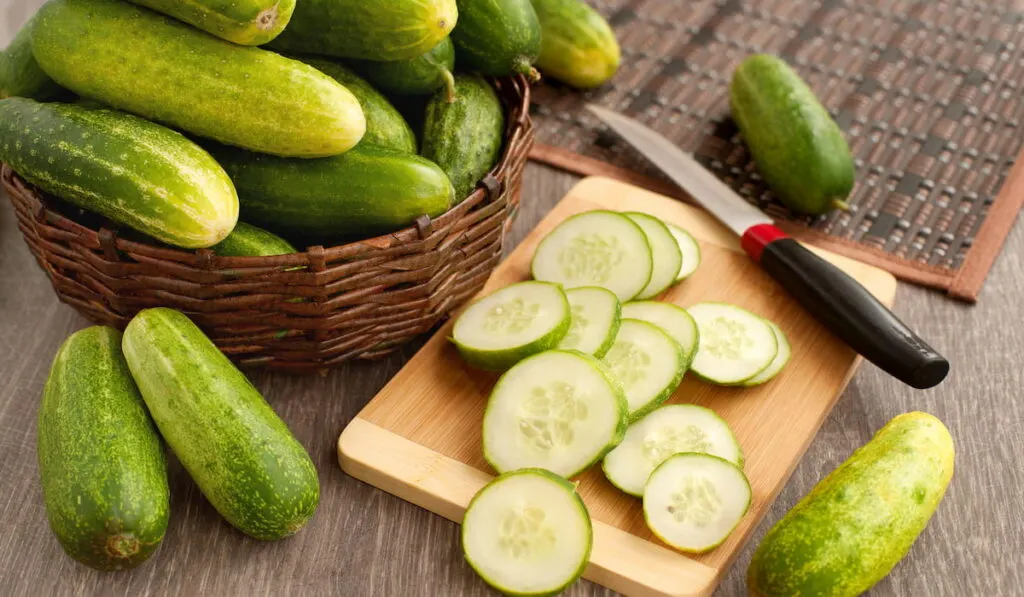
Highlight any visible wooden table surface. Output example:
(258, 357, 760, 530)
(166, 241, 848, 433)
(3, 4, 1023, 596)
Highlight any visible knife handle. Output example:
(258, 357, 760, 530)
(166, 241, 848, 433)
(741, 225, 949, 389)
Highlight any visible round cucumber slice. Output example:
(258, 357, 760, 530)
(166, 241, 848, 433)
(643, 453, 751, 553)
(602, 404, 744, 497)
(482, 350, 628, 478)
(666, 223, 702, 282)
(686, 302, 778, 385)
(624, 213, 683, 300)
(621, 301, 700, 365)
(531, 210, 653, 301)
(601, 319, 686, 422)
(742, 321, 791, 387)
(462, 468, 592, 596)
(556, 287, 622, 358)
(452, 281, 571, 371)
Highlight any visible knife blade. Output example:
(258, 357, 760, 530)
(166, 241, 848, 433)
(586, 104, 949, 389)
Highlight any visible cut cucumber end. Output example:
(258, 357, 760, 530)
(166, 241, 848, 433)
(687, 302, 778, 385)
(665, 223, 702, 282)
(621, 301, 700, 366)
(601, 319, 686, 422)
(624, 213, 683, 300)
(556, 286, 622, 358)
(742, 321, 791, 387)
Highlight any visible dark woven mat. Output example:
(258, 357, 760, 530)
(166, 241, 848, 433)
(529, 0, 1024, 301)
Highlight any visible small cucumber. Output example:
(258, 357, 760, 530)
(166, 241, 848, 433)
(122, 308, 320, 540)
(748, 412, 955, 596)
(556, 286, 621, 358)
(0, 13, 63, 100)
(452, 0, 542, 78)
(687, 302, 778, 385)
(211, 222, 297, 257)
(620, 301, 699, 366)
(126, 0, 295, 46)
(730, 54, 854, 215)
(742, 321, 790, 387)
(666, 223, 701, 282)
(38, 327, 169, 571)
(601, 319, 685, 421)
(348, 37, 457, 100)
(624, 212, 682, 300)
(530, 0, 620, 88)
(421, 74, 505, 201)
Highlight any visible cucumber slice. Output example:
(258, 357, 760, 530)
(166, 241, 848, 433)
(452, 281, 571, 371)
(462, 468, 592, 596)
(482, 350, 628, 478)
(602, 404, 743, 497)
(624, 213, 683, 300)
(556, 287, 622, 358)
(742, 321, 791, 387)
(621, 301, 700, 365)
(643, 453, 751, 553)
(531, 210, 653, 301)
(601, 319, 685, 422)
(686, 302, 778, 385)
(666, 223, 702, 282)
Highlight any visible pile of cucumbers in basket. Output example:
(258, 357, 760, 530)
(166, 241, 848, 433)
(0, 0, 622, 252)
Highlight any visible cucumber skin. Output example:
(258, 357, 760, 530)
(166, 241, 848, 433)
(33, 0, 365, 158)
(421, 75, 505, 202)
(269, 0, 457, 61)
(0, 14, 63, 100)
(452, 0, 542, 77)
(301, 58, 417, 153)
(211, 222, 297, 257)
(348, 37, 457, 99)
(589, 294, 622, 360)
(38, 327, 169, 571)
(748, 412, 955, 597)
(122, 309, 319, 540)
(0, 98, 239, 249)
(741, 321, 790, 387)
(730, 54, 855, 215)
(126, 0, 295, 45)
(530, 0, 620, 88)
(209, 143, 454, 242)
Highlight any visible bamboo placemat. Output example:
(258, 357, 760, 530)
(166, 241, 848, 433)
(528, 0, 1024, 301)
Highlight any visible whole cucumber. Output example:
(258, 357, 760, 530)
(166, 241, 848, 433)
(126, 0, 295, 45)
(38, 326, 169, 571)
(211, 222, 297, 257)
(33, 0, 365, 158)
(748, 412, 955, 597)
(348, 37, 457, 100)
(122, 308, 320, 540)
(452, 0, 541, 78)
(730, 54, 855, 215)
(530, 0, 620, 88)
(0, 13, 63, 100)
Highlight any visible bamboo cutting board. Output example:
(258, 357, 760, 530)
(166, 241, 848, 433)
(338, 177, 898, 597)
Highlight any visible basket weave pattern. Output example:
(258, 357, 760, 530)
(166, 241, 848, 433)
(4, 76, 533, 373)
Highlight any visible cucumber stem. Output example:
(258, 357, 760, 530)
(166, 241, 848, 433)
(512, 56, 542, 83)
(831, 198, 851, 212)
(441, 68, 457, 103)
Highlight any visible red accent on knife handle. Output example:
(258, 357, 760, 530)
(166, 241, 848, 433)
(740, 223, 788, 262)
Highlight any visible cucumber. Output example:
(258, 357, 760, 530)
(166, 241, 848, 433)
(421, 74, 505, 201)
(644, 453, 751, 553)
(601, 319, 686, 421)
(0, 13, 63, 101)
(687, 302, 778, 385)
(748, 412, 955, 596)
(620, 301, 699, 365)
(530, 0, 620, 88)
(301, 58, 417, 154)
(208, 143, 454, 242)
(482, 350, 628, 478)
(0, 98, 239, 249)
(624, 213, 682, 300)
(602, 404, 743, 497)
(742, 321, 790, 387)
(269, 0, 457, 61)
(33, 0, 365, 158)
(666, 223, 701, 282)
(38, 327, 169, 571)
(452, 281, 570, 371)
(730, 54, 854, 215)
(531, 210, 653, 302)
(126, 0, 295, 46)
(462, 469, 592, 596)
(452, 0, 542, 78)
(122, 308, 320, 540)
(556, 286, 621, 358)
(211, 222, 297, 257)
(348, 37, 457, 100)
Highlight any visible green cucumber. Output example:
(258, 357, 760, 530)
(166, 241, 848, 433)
(0, 13, 63, 100)
(601, 319, 686, 421)
(211, 222, 297, 257)
(33, 0, 365, 158)
(421, 74, 505, 201)
(666, 224, 701, 282)
(530, 0, 620, 88)
(209, 143, 454, 242)
(741, 321, 790, 387)
(624, 213, 682, 300)
(687, 302, 778, 385)
(452, 0, 542, 78)
(730, 54, 854, 215)
(126, 0, 295, 45)
(556, 286, 621, 358)
(348, 37, 457, 100)
(122, 308, 319, 540)
(0, 98, 238, 249)
(301, 58, 417, 154)
(38, 327, 169, 571)
(748, 412, 955, 596)
(269, 0, 457, 61)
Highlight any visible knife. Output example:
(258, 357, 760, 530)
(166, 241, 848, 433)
(586, 104, 949, 389)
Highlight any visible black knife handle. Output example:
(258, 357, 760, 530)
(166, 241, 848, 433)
(758, 237, 949, 389)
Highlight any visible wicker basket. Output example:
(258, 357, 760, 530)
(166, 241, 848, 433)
(3, 75, 533, 373)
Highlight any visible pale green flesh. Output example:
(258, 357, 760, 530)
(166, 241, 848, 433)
(621, 301, 699, 365)
(556, 286, 621, 358)
(601, 319, 685, 421)
(666, 223, 702, 282)
(742, 321, 791, 387)
(624, 213, 682, 300)
(687, 303, 778, 385)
